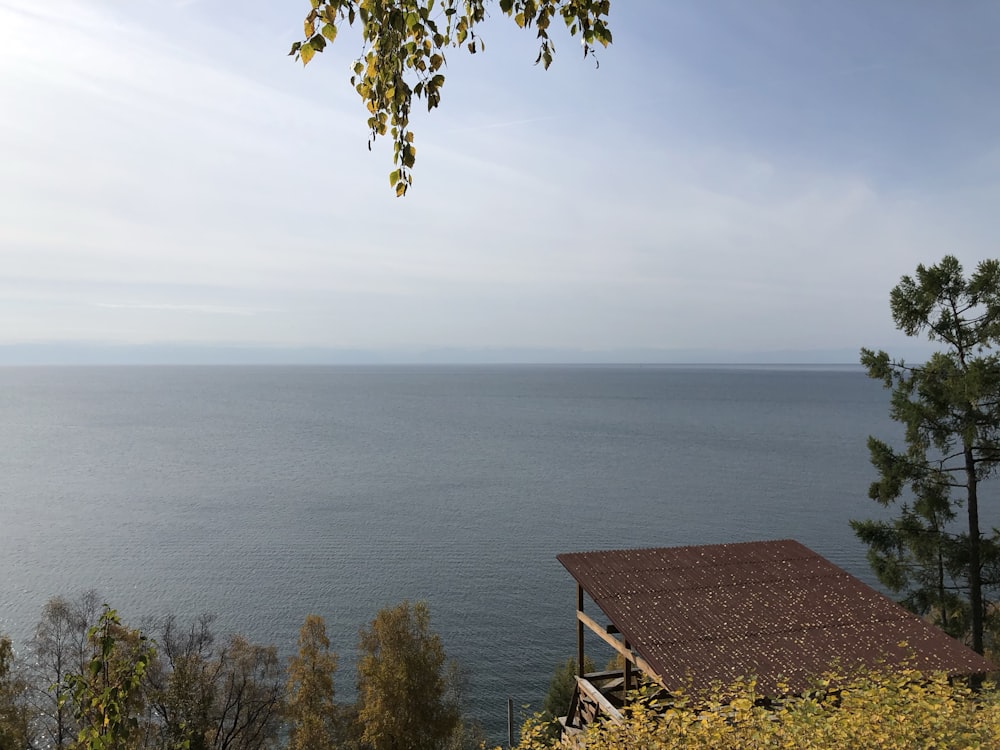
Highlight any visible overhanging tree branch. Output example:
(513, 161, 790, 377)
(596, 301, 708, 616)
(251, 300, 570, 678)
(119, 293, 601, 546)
(291, 0, 612, 195)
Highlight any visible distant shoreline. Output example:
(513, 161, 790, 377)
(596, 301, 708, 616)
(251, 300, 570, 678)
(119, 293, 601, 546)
(0, 343, 932, 367)
(0, 358, 865, 370)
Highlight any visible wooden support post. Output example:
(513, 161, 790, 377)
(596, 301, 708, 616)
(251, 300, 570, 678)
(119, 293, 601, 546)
(577, 583, 585, 677)
(624, 640, 632, 693)
(507, 697, 514, 748)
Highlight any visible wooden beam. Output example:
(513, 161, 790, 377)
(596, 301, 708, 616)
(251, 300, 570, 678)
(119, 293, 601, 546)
(576, 610, 664, 687)
(575, 676, 623, 722)
(579, 669, 624, 681)
(577, 584, 585, 678)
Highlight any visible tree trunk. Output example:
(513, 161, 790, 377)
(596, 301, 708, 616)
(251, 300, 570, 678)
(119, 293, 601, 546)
(966, 445, 984, 654)
(938, 544, 949, 633)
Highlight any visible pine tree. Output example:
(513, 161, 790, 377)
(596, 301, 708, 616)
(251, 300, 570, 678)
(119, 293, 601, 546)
(853, 255, 1000, 654)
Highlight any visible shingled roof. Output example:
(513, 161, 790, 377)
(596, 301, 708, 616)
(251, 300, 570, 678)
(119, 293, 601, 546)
(558, 539, 993, 695)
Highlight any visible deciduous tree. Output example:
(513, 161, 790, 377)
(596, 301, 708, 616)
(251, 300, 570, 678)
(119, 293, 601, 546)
(292, 0, 613, 195)
(28, 591, 102, 749)
(0, 635, 32, 750)
(63, 607, 154, 750)
(205, 636, 283, 750)
(853, 255, 1000, 654)
(356, 600, 459, 750)
(285, 615, 339, 750)
(143, 614, 220, 750)
(140, 614, 285, 750)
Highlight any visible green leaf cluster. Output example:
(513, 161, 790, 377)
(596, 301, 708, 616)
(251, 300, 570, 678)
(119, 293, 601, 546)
(290, 1, 613, 195)
(62, 607, 155, 750)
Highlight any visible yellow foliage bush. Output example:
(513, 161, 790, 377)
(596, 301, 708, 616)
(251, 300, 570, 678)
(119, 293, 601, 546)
(512, 667, 1000, 749)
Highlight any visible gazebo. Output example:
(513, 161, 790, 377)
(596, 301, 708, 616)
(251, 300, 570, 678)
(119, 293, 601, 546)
(557, 539, 993, 731)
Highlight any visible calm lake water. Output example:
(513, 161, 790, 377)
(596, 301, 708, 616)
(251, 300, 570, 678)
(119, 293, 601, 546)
(0, 364, 930, 739)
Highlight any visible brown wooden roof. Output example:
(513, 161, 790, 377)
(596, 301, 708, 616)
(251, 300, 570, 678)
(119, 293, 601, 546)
(558, 539, 993, 695)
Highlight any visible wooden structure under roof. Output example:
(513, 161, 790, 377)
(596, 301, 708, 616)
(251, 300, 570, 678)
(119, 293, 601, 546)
(556, 539, 994, 732)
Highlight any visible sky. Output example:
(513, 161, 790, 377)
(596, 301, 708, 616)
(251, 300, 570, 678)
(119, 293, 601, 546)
(1, 0, 999, 362)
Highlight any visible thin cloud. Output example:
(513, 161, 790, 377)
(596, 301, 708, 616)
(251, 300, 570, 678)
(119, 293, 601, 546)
(444, 115, 562, 133)
(93, 303, 271, 317)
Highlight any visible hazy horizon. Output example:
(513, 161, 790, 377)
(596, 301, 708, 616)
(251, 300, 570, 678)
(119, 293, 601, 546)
(0, 341, 937, 366)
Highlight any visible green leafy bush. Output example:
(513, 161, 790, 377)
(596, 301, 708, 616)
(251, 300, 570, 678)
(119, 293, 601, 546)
(514, 667, 1000, 749)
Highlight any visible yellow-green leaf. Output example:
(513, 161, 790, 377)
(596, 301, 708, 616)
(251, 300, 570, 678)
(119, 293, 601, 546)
(321, 23, 338, 43)
(300, 42, 315, 65)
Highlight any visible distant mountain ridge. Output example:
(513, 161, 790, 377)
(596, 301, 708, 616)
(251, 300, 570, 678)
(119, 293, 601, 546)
(0, 342, 937, 366)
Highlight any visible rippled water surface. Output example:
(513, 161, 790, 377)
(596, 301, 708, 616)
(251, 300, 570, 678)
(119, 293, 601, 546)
(0, 364, 913, 738)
